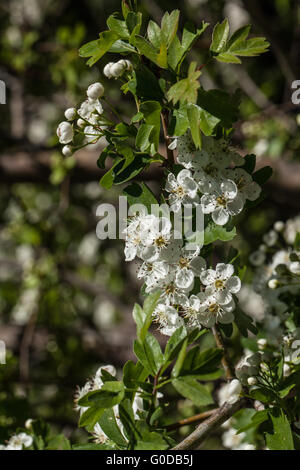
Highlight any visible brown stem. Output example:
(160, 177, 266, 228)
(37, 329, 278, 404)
(19, 308, 39, 386)
(165, 408, 218, 431)
(212, 324, 235, 380)
(172, 399, 245, 450)
(161, 111, 174, 168)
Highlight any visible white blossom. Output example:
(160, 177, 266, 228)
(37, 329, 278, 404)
(196, 291, 235, 327)
(201, 179, 244, 226)
(165, 169, 199, 212)
(200, 263, 241, 304)
(56, 121, 74, 144)
(87, 82, 104, 100)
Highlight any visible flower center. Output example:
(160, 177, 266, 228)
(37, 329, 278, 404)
(165, 283, 175, 295)
(216, 196, 227, 207)
(172, 185, 185, 198)
(179, 256, 190, 269)
(155, 235, 168, 247)
(215, 279, 224, 289)
(208, 303, 219, 314)
(236, 176, 245, 190)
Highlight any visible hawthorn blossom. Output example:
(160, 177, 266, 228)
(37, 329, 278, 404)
(196, 291, 235, 327)
(146, 273, 190, 307)
(56, 121, 74, 144)
(170, 246, 206, 290)
(224, 168, 261, 203)
(4, 433, 33, 450)
(200, 263, 241, 304)
(218, 379, 242, 405)
(153, 303, 184, 336)
(87, 82, 104, 100)
(137, 260, 169, 286)
(201, 179, 244, 226)
(165, 169, 199, 212)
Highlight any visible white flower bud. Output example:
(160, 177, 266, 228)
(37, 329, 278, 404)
(259, 244, 267, 252)
(64, 107, 77, 121)
(56, 121, 74, 144)
(249, 250, 265, 266)
(257, 338, 267, 350)
(87, 82, 104, 100)
(25, 419, 33, 430)
(103, 62, 114, 78)
(247, 376, 257, 386)
(77, 118, 86, 128)
(263, 230, 278, 247)
(110, 61, 126, 78)
(268, 279, 279, 289)
(274, 221, 285, 232)
(62, 145, 73, 157)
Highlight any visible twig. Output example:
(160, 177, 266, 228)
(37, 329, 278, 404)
(161, 111, 174, 167)
(212, 325, 235, 380)
(172, 399, 245, 450)
(165, 409, 218, 431)
(19, 308, 39, 385)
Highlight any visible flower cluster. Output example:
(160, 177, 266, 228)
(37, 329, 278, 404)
(171, 134, 261, 226)
(56, 81, 107, 157)
(0, 432, 33, 451)
(122, 134, 253, 334)
(104, 59, 132, 79)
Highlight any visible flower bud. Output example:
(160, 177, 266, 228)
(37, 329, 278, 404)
(77, 118, 86, 128)
(87, 82, 104, 100)
(247, 376, 257, 386)
(103, 62, 114, 78)
(62, 145, 73, 157)
(290, 261, 300, 275)
(110, 61, 126, 78)
(268, 279, 279, 289)
(257, 338, 267, 350)
(274, 221, 284, 232)
(56, 121, 74, 144)
(64, 107, 77, 121)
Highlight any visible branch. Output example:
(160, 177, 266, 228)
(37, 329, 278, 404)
(165, 409, 218, 432)
(212, 324, 235, 380)
(172, 399, 245, 450)
(161, 111, 174, 167)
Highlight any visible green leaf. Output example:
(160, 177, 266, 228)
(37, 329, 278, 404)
(168, 21, 209, 70)
(241, 154, 256, 173)
(197, 88, 241, 128)
(109, 39, 137, 53)
(78, 381, 124, 408)
(164, 326, 187, 365)
(46, 435, 71, 450)
(135, 36, 159, 64)
(123, 182, 158, 211)
(123, 361, 148, 396)
(98, 408, 128, 447)
(79, 406, 105, 428)
(252, 166, 273, 185)
(135, 430, 169, 450)
(147, 20, 161, 49)
(172, 377, 214, 407)
(139, 101, 162, 152)
(266, 410, 294, 450)
(136, 123, 155, 153)
(161, 10, 180, 47)
(171, 338, 188, 378)
(180, 347, 223, 380)
(167, 62, 201, 105)
(79, 31, 119, 66)
(107, 13, 130, 39)
(204, 222, 236, 245)
(134, 334, 163, 376)
(187, 104, 202, 149)
(119, 399, 140, 443)
(236, 410, 269, 434)
(210, 19, 230, 53)
(211, 21, 269, 64)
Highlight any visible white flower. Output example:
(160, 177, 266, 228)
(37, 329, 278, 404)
(139, 216, 173, 262)
(196, 291, 235, 327)
(222, 428, 246, 449)
(147, 273, 190, 307)
(74, 381, 93, 414)
(200, 263, 241, 304)
(274, 221, 284, 232)
(7, 433, 33, 450)
(218, 379, 242, 406)
(78, 99, 103, 121)
(87, 82, 104, 100)
(123, 213, 156, 261)
(103, 62, 114, 78)
(183, 294, 202, 327)
(170, 246, 206, 290)
(201, 179, 244, 226)
(153, 303, 184, 336)
(224, 168, 261, 203)
(62, 145, 73, 157)
(64, 107, 77, 121)
(165, 170, 199, 212)
(56, 121, 74, 144)
(137, 260, 169, 286)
